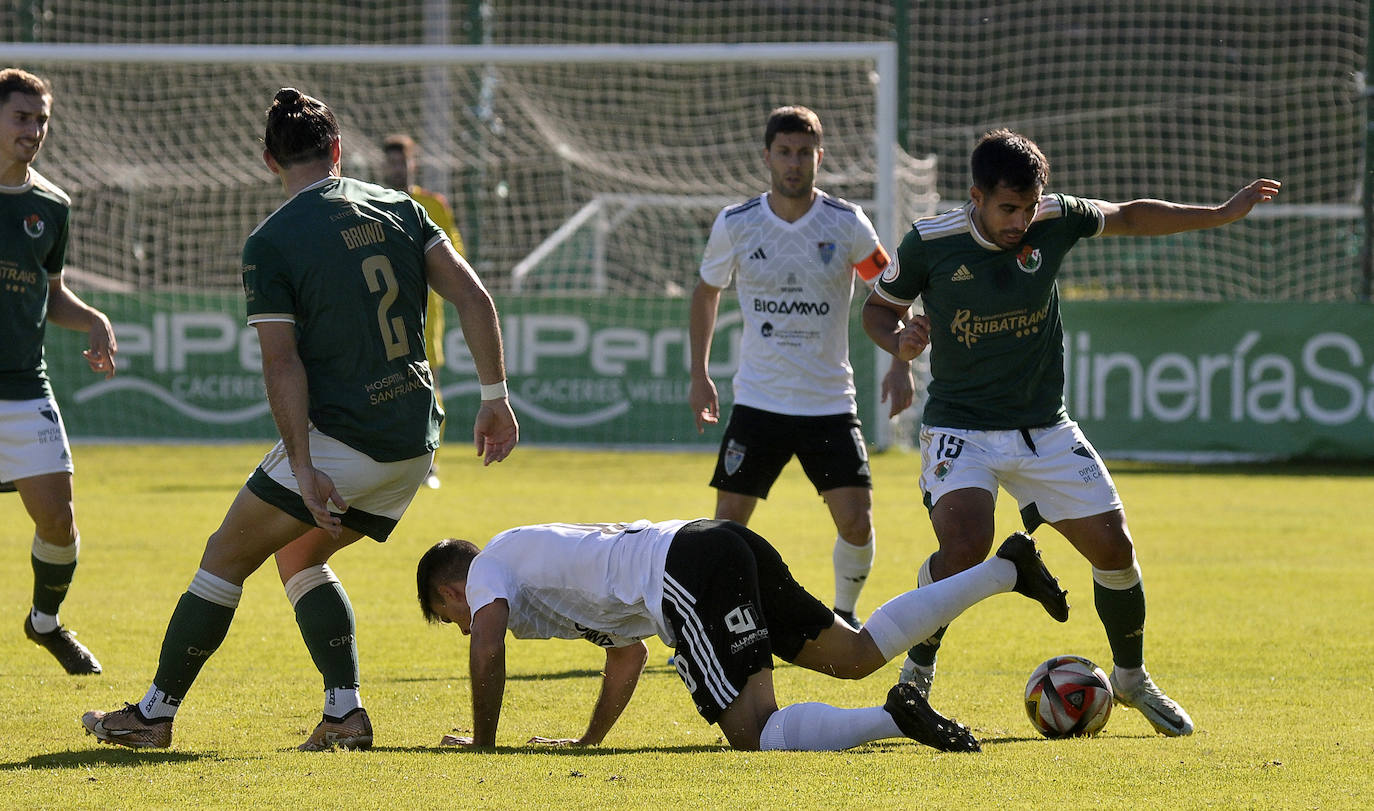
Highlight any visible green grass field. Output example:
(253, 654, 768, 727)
(2, 444, 1371, 808)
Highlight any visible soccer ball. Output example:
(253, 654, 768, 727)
(1024, 655, 1113, 738)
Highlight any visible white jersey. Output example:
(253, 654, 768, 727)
(464, 519, 698, 648)
(699, 190, 891, 415)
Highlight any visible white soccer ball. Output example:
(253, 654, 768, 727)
(1024, 654, 1113, 738)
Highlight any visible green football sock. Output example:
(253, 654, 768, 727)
(31, 555, 76, 616)
(154, 591, 237, 699)
(294, 581, 360, 690)
(907, 626, 947, 667)
(906, 554, 946, 666)
(1094, 581, 1146, 669)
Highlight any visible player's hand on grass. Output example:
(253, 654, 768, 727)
(292, 464, 347, 537)
(474, 399, 519, 465)
(689, 376, 719, 433)
(526, 736, 588, 747)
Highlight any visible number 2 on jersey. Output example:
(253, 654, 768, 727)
(362, 255, 411, 361)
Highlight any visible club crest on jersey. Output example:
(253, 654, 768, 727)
(879, 261, 900, 284)
(23, 214, 44, 238)
(817, 241, 836, 265)
(1016, 245, 1042, 273)
(724, 439, 746, 475)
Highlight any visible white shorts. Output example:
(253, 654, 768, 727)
(919, 420, 1122, 530)
(0, 396, 74, 482)
(246, 426, 432, 542)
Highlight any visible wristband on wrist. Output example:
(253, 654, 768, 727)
(479, 380, 508, 400)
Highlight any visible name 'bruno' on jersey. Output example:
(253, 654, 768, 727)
(873, 193, 1105, 430)
(241, 176, 447, 462)
(699, 190, 891, 416)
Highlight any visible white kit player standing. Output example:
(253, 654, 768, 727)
(689, 105, 919, 628)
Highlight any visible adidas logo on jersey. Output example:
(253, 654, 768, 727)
(951, 265, 974, 282)
(749, 247, 768, 260)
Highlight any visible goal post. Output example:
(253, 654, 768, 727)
(12, 40, 933, 448)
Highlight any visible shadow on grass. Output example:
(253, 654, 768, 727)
(0, 748, 216, 770)
(362, 743, 731, 756)
(391, 668, 606, 684)
(1107, 459, 1374, 477)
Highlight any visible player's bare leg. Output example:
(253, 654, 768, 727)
(821, 485, 874, 629)
(712, 489, 758, 525)
(1054, 509, 1193, 736)
(716, 669, 779, 750)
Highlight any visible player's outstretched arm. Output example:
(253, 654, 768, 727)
(1099, 178, 1282, 237)
(529, 641, 648, 747)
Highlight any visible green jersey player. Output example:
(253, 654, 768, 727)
(1, 67, 116, 676)
(83, 88, 519, 751)
(863, 129, 1280, 737)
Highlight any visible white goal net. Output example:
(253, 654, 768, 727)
(7, 39, 936, 445)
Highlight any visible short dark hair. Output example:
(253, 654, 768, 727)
(764, 105, 822, 149)
(0, 68, 51, 107)
(263, 87, 338, 168)
(416, 538, 481, 624)
(970, 128, 1050, 194)
(382, 133, 416, 158)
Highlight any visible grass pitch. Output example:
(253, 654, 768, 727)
(1, 444, 1371, 808)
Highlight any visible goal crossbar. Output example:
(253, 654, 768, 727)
(4, 40, 901, 252)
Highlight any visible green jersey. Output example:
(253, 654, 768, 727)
(874, 193, 1103, 429)
(242, 176, 446, 462)
(0, 170, 70, 401)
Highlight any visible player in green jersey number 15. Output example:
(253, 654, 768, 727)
(863, 128, 1278, 737)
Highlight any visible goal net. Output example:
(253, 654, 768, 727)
(11, 39, 935, 446)
(7, 0, 1365, 452)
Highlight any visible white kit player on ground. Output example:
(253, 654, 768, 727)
(417, 519, 1071, 752)
(689, 105, 915, 630)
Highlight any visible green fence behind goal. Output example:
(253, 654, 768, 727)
(4, 1, 1369, 457)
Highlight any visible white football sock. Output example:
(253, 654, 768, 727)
(139, 684, 182, 721)
(28, 608, 59, 635)
(32, 532, 79, 564)
(187, 568, 243, 609)
(759, 702, 902, 751)
(863, 556, 1016, 661)
(324, 687, 362, 719)
(832, 532, 875, 613)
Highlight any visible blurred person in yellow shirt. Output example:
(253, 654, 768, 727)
(382, 134, 466, 489)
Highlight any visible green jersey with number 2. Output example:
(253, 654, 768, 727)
(241, 176, 445, 462)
